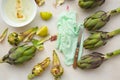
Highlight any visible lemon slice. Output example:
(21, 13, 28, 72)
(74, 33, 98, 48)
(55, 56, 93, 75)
(36, 26, 48, 37)
(40, 12, 52, 20)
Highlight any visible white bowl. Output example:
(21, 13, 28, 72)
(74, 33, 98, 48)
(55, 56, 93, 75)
(0, 0, 37, 27)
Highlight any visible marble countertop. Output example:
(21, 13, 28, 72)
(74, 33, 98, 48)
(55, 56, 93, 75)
(0, 0, 120, 80)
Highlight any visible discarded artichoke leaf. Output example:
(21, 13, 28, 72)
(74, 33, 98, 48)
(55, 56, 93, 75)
(23, 27, 38, 42)
(0, 28, 8, 42)
(55, 0, 65, 7)
(28, 57, 50, 80)
(39, 35, 50, 43)
(35, 0, 45, 6)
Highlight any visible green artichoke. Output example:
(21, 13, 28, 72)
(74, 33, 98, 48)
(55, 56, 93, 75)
(84, 28, 120, 50)
(77, 49, 120, 69)
(0, 45, 36, 65)
(78, 0, 105, 9)
(84, 7, 120, 31)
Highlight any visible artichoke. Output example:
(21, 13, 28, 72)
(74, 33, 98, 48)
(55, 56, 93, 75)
(8, 32, 24, 46)
(0, 45, 36, 65)
(77, 49, 120, 69)
(78, 0, 105, 9)
(28, 57, 50, 80)
(8, 27, 38, 46)
(84, 28, 120, 50)
(51, 50, 64, 80)
(84, 7, 120, 31)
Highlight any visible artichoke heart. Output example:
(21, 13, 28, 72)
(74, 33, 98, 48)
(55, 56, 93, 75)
(51, 50, 64, 80)
(28, 57, 50, 79)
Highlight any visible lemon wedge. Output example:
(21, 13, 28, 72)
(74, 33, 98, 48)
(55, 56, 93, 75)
(40, 12, 52, 20)
(36, 26, 48, 37)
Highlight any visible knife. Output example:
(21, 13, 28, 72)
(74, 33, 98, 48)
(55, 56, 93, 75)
(73, 28, 83, 69)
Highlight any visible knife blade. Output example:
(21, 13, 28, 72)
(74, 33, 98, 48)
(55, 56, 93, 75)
(73, 28, 83, 69)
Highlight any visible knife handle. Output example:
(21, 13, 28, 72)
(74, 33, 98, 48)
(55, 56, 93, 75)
(73, 47, 79, 69)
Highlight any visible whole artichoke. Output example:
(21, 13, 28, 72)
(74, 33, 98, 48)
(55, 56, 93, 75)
(84, 28, 120, 50)
(84, 7, 120, 31)
(77, 49, 120, 69)
(0, 45, 36, 65)
(78, 0, 105, 9)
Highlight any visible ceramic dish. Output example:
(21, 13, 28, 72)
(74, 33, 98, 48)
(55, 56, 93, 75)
(0, 0, 37, 27)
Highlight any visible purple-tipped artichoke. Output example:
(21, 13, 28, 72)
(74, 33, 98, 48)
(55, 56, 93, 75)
(78, 49, 120, 69)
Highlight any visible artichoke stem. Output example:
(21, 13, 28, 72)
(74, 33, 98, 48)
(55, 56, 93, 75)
(109, 7, 120, 16)
(0, 58, 3, 63)
(55, 77, 60, 80)
(28, 74, 35, 80)
(107, 28, 120, 38)
(105, 49, 120, 59)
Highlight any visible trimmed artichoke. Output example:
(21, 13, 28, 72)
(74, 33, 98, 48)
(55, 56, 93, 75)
(0, 45, 36, 65)
(8, 32, 23, 46)
(83, 28, 120, 50)
(28, 57, 50, 80)
(84, 7, 120, 31)
(78, 0, 105, 9)
(77, 49, 120, 69)
(8, 27, 38, 46)
(51, 50, 64, 80)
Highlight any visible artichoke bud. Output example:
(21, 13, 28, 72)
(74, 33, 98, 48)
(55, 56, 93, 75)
(1, 45, 36, 65)
(84, 11, 110, 31)
(8, 32, 24, 46)
(78, 49, 120, 70)
(51, 50, 64, 80)
(77, 52, 105, 69)
(83, 31, 108, 49)
(78, 0, 105, 9)
(28, 57, 50, 79)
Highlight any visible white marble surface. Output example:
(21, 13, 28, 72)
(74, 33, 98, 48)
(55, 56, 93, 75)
(0, 0, 120, 80)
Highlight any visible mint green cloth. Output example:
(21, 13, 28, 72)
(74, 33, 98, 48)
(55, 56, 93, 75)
(56, 11, 84, 66)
